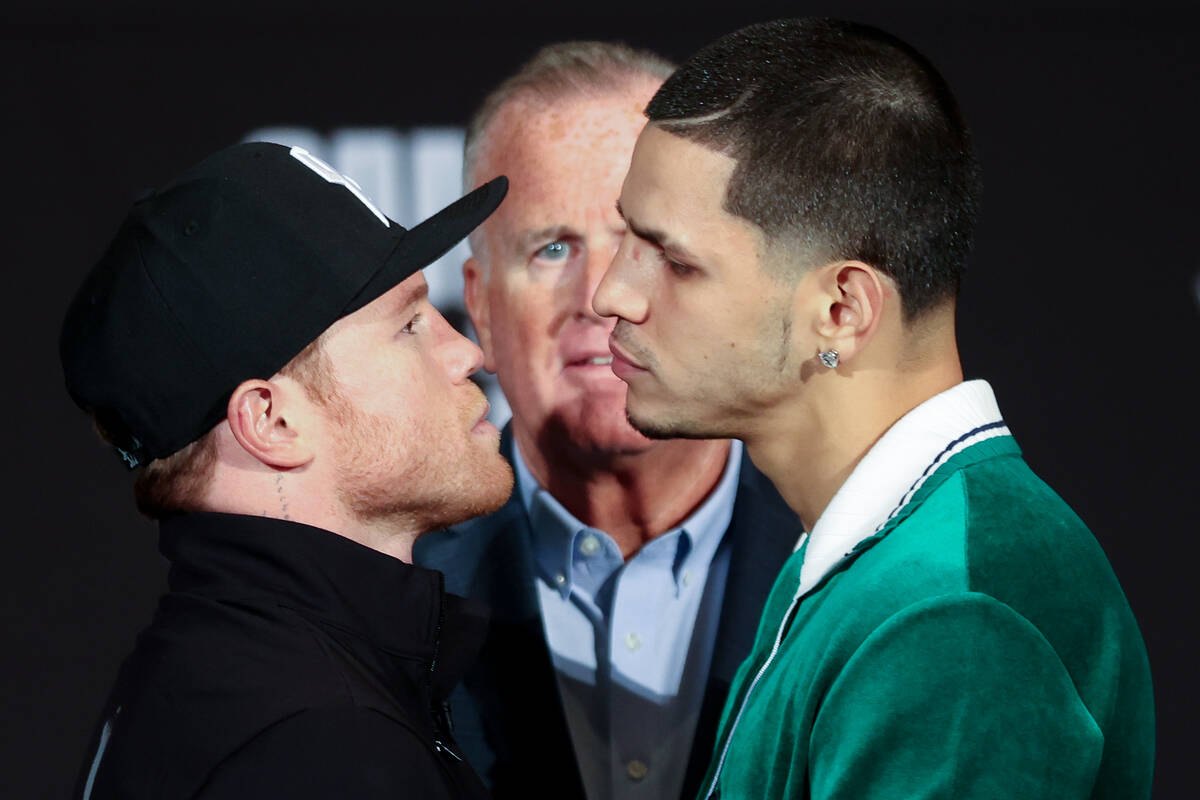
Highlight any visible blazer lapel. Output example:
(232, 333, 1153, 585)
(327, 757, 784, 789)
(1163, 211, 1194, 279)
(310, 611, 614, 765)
(680, 449, 802, 799)
(424, 426, 586, 799)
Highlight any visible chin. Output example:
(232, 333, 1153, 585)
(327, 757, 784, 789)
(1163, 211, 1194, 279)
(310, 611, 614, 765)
(411, 459, 515, 533)
(542, 404, 655, 457)
(625, 402, 725, 442)
(625, 409, 684, 441)
(452, 454, 515, 522)
(343, 445, 516, 535)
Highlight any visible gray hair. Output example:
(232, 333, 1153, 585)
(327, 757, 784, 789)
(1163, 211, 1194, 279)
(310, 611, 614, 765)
(462, 40, 675, 193)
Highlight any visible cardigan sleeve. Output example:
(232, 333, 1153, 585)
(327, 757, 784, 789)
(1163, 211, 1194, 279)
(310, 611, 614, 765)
(196, 706, 480, 799)
(808, 592, 1104, 800)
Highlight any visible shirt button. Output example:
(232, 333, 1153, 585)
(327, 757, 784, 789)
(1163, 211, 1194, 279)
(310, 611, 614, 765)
(627, 760, 649, 781)
(681, 569, 691, 587)
(554, 572, 566, 586)
(579, 535, 600, 556)
(625, 632, 642, 651)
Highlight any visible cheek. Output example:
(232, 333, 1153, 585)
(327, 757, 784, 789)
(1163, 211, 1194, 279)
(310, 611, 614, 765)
(491, 287, 560, 359)
(661, 288, 769, 375)
(361, 371, 424, 422)
(655, 283, 720, 351)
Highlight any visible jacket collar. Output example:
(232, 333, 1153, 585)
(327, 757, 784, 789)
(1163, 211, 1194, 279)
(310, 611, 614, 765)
(798, 380, 1014, 597)
(159, 511, 486, 692)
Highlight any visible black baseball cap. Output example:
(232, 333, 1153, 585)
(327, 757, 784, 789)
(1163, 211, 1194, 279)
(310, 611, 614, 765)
(60, 141, 507, 468)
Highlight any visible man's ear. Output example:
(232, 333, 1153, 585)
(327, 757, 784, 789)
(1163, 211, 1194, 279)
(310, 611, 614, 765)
(811, 260, 889, 364)
(462, 257, 496, 373)
(225, 379, 314, 469)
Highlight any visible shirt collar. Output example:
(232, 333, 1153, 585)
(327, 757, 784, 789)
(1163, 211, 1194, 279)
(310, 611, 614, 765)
(514, 438, 744, 599)
(798, 379, 1011, 596)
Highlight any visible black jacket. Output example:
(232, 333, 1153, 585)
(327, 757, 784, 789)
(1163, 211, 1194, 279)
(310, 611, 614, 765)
(77, 512, 489, 799)
(414, 428, 801, 799)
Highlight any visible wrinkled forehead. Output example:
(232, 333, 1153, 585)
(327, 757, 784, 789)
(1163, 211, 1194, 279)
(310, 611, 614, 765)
(476, 79, 660, 175)
(489, 98, 646, 175)
(473, 94, 655, 244)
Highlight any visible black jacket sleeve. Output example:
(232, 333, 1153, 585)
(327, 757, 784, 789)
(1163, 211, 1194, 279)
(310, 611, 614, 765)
(196, 706, 483, 799)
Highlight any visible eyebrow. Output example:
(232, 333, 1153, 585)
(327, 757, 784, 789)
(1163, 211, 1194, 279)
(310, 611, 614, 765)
(394, 280, 429, 313)
(615, 201, 702, 264)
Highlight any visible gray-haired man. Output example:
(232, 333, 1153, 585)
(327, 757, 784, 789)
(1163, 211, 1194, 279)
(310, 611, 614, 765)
(415, 41, 800, 800)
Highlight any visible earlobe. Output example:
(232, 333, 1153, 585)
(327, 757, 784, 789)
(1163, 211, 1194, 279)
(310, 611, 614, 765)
(462, 258, 496, 373)
(226, 380, 313, 469)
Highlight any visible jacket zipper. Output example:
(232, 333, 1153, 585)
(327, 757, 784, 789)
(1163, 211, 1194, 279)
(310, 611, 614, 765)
(434, 739, 464, 761)
(427, 574, 465, 765)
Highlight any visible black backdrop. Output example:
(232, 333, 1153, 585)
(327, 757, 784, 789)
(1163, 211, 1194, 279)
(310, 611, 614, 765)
(3, 2, 1196, 797)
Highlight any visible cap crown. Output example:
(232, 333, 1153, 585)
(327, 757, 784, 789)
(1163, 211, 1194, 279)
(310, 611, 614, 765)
(60, 142, 506, 466)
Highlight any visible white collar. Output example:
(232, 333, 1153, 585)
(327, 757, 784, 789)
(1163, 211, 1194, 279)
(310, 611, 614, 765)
(797, 379, 1011, 596)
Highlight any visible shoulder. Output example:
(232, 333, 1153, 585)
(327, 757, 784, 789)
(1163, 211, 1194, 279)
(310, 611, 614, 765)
(198, 707, 457, 799)
(898, 456, 1129, 616)
(801, 458, 1114, 661)
(954, 455, 1107, 563)
(836, 458, 1148, 718)
(865, 454, 1115, 597)
(118, 593, 356, 718)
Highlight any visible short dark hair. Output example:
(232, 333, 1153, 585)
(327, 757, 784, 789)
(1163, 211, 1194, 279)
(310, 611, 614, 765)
(646, 18, 982, 320)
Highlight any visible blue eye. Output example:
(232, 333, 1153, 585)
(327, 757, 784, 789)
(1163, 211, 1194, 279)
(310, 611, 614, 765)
(537, 241, 571, 261)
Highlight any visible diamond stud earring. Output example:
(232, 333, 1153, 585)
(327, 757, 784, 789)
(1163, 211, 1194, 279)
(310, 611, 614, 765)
(818, 349, 840, 369)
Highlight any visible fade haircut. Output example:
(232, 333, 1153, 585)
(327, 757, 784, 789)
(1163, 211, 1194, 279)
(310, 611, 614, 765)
(646, 18, 982, 320)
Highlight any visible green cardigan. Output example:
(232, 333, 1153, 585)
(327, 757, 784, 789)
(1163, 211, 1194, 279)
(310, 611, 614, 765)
(700, 392, 1153, 799)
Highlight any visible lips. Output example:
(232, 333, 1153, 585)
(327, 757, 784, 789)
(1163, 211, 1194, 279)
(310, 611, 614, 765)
(607, 339, 647, 371)
(565, 353, 615, 368)
(471, 399, 498, 436)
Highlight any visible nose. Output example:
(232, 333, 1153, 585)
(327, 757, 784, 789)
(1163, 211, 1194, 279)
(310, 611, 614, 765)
(438, 312, 485, 381)
(592, 232, 649, 324)
(572, 235, 620, 324)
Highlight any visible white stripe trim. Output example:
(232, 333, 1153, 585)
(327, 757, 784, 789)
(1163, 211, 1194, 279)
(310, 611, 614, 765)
(82, 707, 119, 800)
(884, 424, 1011, 526)
(797, 380, 1005, 597)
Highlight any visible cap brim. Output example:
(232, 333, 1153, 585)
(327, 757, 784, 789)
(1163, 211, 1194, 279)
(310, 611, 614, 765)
(343, 175, 508, 315)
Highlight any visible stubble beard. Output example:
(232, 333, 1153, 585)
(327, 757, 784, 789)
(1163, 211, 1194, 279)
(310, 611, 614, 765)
(624, 403, 726, 441)
(330, 394, 514, 535)
(622, 309, 797, 443)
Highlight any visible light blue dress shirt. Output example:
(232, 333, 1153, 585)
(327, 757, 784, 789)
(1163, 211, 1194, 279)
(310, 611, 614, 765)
(513, 439, 743, 800)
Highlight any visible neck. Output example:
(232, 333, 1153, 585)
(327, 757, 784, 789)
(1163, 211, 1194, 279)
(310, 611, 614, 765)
(202, 433, 421, 563)
(746, 330, 963, 532)
(514, 426, 731, 560)
(324, 514, 420, 563)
